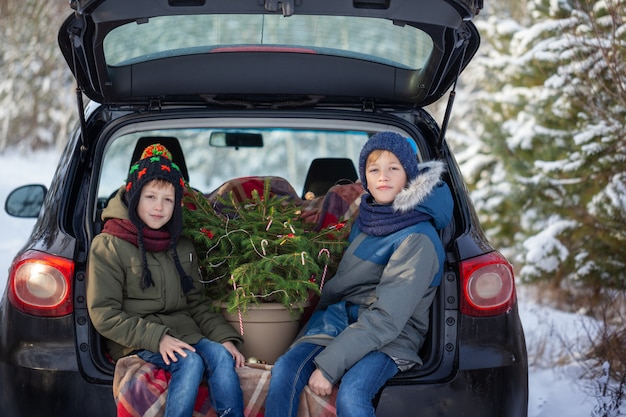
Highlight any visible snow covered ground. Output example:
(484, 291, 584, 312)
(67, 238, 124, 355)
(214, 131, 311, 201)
(0, 149, 620, 417)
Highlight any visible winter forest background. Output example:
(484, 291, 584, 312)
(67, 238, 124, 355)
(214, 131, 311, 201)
(1, 0, 625, 415)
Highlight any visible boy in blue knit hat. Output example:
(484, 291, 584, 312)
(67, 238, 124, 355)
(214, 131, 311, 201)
(87, 143, 245, 417)
(265, 131, 454, 417)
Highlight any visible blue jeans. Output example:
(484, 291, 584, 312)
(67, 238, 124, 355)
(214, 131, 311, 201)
(265, 343, 399, 417)
(137, 338, 244, 417)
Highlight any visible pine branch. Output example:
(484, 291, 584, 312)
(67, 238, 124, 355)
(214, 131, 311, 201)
(182, 179, 348, 314)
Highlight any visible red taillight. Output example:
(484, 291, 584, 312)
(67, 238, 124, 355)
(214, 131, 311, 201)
(7, 250, 74, 317)
(460, 251, 516, 317)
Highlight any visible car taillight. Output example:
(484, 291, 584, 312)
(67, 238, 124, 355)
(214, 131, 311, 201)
(7, 250, 74, 317)
(459, 251, 515, 317)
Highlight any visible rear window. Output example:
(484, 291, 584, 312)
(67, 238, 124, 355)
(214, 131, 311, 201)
(98, 127, 369, 200)
(103, 14, 434, 70)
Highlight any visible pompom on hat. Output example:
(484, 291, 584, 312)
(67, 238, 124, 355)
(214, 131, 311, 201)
(358, 131, 419, 192)
(124, 143, 193, 293)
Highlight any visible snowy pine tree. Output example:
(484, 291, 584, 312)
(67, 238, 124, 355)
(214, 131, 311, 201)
(0, 0, 76, 152)
(449, 0, 626, 295)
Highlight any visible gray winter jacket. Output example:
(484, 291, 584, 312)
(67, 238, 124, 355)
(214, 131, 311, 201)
(297, 161, 453, 384)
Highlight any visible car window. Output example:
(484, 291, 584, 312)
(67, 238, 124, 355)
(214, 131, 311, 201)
(98, 127, 374, 201)
(103, 14, 434, 70)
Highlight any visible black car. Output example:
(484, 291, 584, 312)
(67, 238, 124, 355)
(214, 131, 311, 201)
(1, 0, 528, 416)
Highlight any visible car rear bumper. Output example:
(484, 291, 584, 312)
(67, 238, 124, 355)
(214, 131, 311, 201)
(0, 359, 526, 417)
(376, 306, 528, 417)
(0, 362, 116, 417)
(376, 363, 528, 416)
(0, 302, 116, 417)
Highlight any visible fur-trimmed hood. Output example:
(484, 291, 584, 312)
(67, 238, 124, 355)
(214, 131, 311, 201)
(393, 160, 453, 230)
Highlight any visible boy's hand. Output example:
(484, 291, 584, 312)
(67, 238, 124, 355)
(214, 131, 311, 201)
(159, 334, 195, 365)
(308, 369, 333, 397)
(222, 341, 245, 368)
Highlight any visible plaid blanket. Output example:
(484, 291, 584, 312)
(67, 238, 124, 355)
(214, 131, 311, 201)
(113, 355, 338, 417)
(206, 176, 299, 212)
(300, 182, 363, 231)
(207, 175, 364, 232)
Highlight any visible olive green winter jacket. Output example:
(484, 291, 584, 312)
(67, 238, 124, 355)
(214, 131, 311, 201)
(87, 189, 242, 361)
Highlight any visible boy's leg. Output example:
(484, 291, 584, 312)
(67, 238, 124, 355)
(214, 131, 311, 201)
(335, 351, 398, 417)
(137, 349, 204, 417)
(193, 338, 245, 417)
(265, 343, 325, 417)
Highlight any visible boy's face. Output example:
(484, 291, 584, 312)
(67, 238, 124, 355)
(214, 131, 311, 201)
(136, 180, 176, 230)
(365, 150, 408, 205)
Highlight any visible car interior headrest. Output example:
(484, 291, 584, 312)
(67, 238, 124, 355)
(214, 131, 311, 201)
(302, 158, 358, 199)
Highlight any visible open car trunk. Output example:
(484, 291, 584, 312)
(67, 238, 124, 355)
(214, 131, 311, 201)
(82, 114, 460, 385)
(59, 0, 481, 110)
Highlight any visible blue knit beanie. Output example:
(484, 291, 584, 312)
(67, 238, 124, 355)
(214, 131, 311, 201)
(358, 132, 419, 191)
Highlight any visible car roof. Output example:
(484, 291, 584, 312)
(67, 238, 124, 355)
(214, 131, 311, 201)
(59, 0, 481, 107)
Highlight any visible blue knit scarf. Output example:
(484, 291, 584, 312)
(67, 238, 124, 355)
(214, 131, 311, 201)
(355, 194, 432, 236)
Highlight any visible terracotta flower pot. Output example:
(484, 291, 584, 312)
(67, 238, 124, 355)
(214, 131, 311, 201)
(220, 302, 311, 364)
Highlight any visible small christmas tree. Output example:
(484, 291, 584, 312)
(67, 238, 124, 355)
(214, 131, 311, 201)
(182, 178, 348, 315)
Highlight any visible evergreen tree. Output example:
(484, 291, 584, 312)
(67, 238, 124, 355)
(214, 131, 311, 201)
(0, 0, 75, 152)
(449, 0, 626, 295)
(182, 180, 348, 314)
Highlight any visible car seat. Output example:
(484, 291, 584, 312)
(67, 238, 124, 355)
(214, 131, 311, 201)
(302, 158, 358, 199)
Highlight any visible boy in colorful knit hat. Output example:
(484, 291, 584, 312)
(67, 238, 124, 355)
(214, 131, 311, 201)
(87, 143, 245, 417)
(265, 131, 454, 417)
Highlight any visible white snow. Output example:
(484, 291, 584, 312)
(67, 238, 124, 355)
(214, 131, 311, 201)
(519, 216, 578, 276)
(0, 149, 57, 282)
(1, 150, 623, 417)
